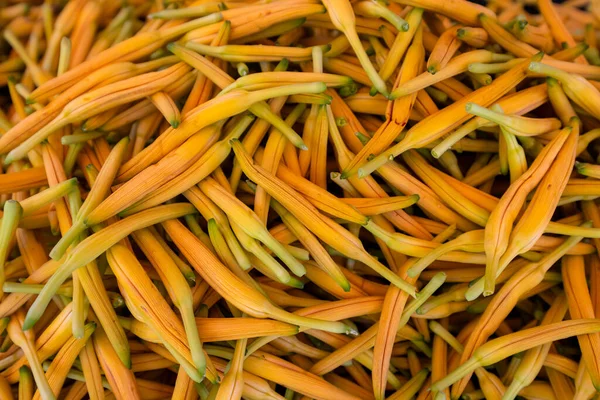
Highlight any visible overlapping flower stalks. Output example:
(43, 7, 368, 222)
(2, 0, 600, 398)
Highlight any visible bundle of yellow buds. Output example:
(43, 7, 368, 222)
(1, 0, 600, 399)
